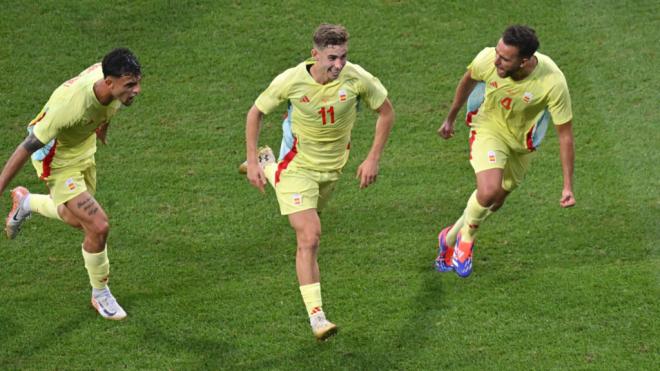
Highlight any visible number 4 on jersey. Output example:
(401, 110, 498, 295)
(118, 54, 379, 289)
(500, 97, 512, 110)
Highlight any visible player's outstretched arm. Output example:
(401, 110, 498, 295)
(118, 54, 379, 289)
(438, 70, 479, 139)
(245, 104, 267, 193)
(556, 121, 576, 208)
(357, 98, 395, 189)
(0, 133, 45, 195)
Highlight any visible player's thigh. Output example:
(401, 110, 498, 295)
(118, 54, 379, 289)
(502, 151, 534, 191)
(275, 168, 321, 216)
(62, 191, 108, 231)
(288, 208, 322, 238)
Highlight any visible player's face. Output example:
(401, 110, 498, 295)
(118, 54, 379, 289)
(494, 39, 523, 78)
(108, 74, 142, 106)
(313, 43, 348, 81)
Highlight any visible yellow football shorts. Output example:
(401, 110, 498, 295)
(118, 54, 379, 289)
(32, 157, 97, 205)
(468, 129, 534, 191)
(268, 162, 340, 215)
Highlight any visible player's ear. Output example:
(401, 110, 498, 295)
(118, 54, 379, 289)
(104, 76, 115, 89)
(311, 48, 319, 60)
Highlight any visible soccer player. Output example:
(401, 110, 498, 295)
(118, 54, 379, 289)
(245, 24, 395, 340)
(0, 48, 142, 320)
(435, 25, 575, 277)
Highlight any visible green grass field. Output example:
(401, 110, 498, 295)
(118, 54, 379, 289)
(0, 0, 658, 369)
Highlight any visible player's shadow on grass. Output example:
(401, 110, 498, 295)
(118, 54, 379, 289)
(1, 308, 90, 365)
(134, 317, 235, 368)
(117, 290, 236, 367)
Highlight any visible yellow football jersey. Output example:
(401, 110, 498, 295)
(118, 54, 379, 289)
(468, 47, 572, 151)
(29, 63, 121, 176)
(255, 59, 388, 171)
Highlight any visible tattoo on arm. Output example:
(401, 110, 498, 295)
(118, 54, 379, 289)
(21, 133, 46, 153)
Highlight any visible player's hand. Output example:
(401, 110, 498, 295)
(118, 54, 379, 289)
(356, 158, 379, 189)
(438, 118, 455, 139)
(560, 189, 576, 208)
(247, 163, 267, 193)
(96, 123, 109, 145)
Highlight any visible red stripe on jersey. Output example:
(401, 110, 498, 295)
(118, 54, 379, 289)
(525, 126, 536, 152)
(40, 141, 58, 180)
(275, 137, 298, 185)
(465, 108, 479, 127)
(468, 130, 476, 160)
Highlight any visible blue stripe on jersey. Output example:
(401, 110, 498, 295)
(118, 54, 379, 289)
(467, 82, 486, 114)
(531, 109, 550, 148)
(279, 103, 295, 161)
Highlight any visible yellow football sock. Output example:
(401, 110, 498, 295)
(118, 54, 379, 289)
(459, 191, 490, 243)
(446, 190, 478, 246)
(28, 194, 62, 221)
(82, 246, 110, 289)
(300, 282, 323, 316)
(446, 214, 464, 247)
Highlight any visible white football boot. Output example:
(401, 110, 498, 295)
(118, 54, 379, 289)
(310, 311, 338, 341)
(91, 287, 127, 320)
(5, 187, 31, 239)
(238, 145, 275, 174)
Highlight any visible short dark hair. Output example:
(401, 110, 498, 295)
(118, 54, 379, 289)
(502, 25, 539, 59)
(313, 24, 349, 49)
(102, 48, 141, 78)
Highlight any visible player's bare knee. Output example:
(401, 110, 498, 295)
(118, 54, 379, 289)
(297, 229, 320, 252)
(88, 218, 110, 238)
(477, 189, 498, 207)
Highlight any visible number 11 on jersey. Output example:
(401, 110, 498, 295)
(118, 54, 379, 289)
(318, 106, 335, 125)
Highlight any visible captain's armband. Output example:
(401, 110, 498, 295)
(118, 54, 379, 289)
(21, 133, 46, 154)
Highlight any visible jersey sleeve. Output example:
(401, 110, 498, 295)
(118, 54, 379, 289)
(31, 105, 75, 144)
(547, 73, 573, 125)
(254, 68, 295, 115)
(354, 65, 388, 110)
(467, 47, 494, 81)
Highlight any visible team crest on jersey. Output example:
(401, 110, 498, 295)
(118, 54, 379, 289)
(487, 150, 497, 163)
(292, 193, 303, 206)
(338, 89, 347, 102)
(490, 81, 498, 88)
(522, 92, 533, 103)
(299, 96, 310, 103)
(65, 178, 77, 191)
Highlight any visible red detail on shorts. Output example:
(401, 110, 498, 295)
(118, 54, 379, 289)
(468, 224, 479, 229)
(40, 142, 58, 180)
(346, 141, 351, 150)
(466, 108, 479, 127)
(468, 130, 476, 160)
(275, 137, 298, 184)
(525, 125, 536, 152)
